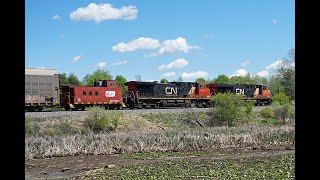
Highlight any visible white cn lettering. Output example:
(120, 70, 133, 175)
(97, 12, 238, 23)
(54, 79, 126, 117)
(165, 87, 178, 95)
(235, 88, 245, 95)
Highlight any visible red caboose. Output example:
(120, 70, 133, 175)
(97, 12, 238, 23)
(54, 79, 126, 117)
(60, 80, 125, 111)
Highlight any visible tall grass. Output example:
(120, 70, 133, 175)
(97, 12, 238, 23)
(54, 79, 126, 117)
(25, 124, 294, 160)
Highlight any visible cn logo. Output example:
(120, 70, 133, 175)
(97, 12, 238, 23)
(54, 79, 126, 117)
(235, 88, 245, 95)
(165, 87, 177, 95)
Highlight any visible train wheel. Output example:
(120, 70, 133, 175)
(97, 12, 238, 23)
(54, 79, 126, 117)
(117, 105, 123, 110)
(191, 103, 196, 108)
(64, 105, 70, 111)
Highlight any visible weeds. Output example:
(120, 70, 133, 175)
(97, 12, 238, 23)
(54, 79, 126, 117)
(25, 124, 295, 160)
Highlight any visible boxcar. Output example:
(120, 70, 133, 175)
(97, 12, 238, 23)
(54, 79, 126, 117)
(25, 68, 60, 111)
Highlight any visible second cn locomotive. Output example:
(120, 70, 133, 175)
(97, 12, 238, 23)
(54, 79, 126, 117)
(124, 81, 212, 109)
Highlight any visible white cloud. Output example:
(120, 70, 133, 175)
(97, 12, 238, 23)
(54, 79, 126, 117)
(231, 69, 248, 77)
(272, 19, 278, 24)
(112, 60, 127, 66)
(97, 62, 107, 68)
(181, 71, 208, 80)
(112, 37, 199, 56)
(145, 80, 158, 82)
(148, 37, 199, 57)
(112, 37, 160, 52)
(70, 3, 138, 23)
(36, 67, 46, 69)
(255, 70, 269, 77)
(158, 58, 188, 70)
(72, 56, 81, 63)
(52, 15, 61, 20)
(161, 72, 176, 78)
(240, 60, 250, 67)
(266, 60, 284, 70)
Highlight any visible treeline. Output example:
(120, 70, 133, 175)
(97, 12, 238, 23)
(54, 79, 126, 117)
(59, 48, 295, 100)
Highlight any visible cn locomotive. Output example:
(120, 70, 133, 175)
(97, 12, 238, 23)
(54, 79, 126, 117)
(124, 81, 212, 109)
(208, 83, 272, 106)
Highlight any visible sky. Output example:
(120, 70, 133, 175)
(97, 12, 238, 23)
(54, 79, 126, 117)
(26, 0, 295, 82)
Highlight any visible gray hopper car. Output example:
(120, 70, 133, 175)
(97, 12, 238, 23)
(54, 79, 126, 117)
(25, 68, 60, 111)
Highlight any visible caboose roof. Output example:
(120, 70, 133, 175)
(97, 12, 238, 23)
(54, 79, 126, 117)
(25, 68, 58, 76)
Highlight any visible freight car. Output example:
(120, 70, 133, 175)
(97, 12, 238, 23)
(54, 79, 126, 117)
(208, 83, 272, 106)
(25, 68, 60, 111)
(60, 80, 126, 111)
(124, 81, 212, 109)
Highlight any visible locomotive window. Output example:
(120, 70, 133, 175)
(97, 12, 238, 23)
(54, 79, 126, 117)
(83, 91, 86, 96)
(89, 91, 92, 96)
(95, 91, 98, 96)
(110, 82, 115, 87)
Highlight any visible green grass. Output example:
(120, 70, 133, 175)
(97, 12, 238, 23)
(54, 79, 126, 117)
(83, 154, 294, 179)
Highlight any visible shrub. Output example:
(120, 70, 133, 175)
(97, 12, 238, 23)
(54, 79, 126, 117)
(25, 117, 39, 136)
(243, 101, 255, 123)
(260, 118, 281, 125)
(272, 92, 290, 105)
(273, 105, 294, 124)
(211, 93, 253, 126)
(259, 108, 274, 119)
(111, 112, 121, 130)
(55, 118, 77, 135)
(85, 106, 110, 132)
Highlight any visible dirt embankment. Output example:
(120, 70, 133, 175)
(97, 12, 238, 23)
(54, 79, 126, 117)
(25, 144, 294, 180)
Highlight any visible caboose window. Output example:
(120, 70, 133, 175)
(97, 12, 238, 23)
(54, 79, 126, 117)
(89, 91, 92, 96)
(95, 91, 98, 96)
(83, 91, 86, 96)
(110, 82, 115, 87)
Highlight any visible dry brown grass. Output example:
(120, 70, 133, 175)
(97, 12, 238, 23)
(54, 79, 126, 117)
(25, 124, 294, 160)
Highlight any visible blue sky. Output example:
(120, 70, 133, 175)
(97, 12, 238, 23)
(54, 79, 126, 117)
(26, 0, 295, 82)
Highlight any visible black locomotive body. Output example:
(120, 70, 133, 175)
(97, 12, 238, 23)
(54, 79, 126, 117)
(125, 81, 211, 109)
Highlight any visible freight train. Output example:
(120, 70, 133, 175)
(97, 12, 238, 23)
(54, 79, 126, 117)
(59, 80, 272, 111)
(24, 68, 271, 111)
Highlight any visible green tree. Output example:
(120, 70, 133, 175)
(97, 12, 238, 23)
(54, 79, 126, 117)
(59, 73, 68, 86)
(83, 69, 113, 86)
(195, 78, 206, 83)
(160, 79, 169, 83)
(268, 75, 282, 95)
(268, 48, 295, 100)
(115, 75, 128, 95)
(229, 74, 257, 84)
(213, 75, 230, 84)
(279, 48, 295, 100)
(253, 76, 268, 85)
(68, 73, 83, 86)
